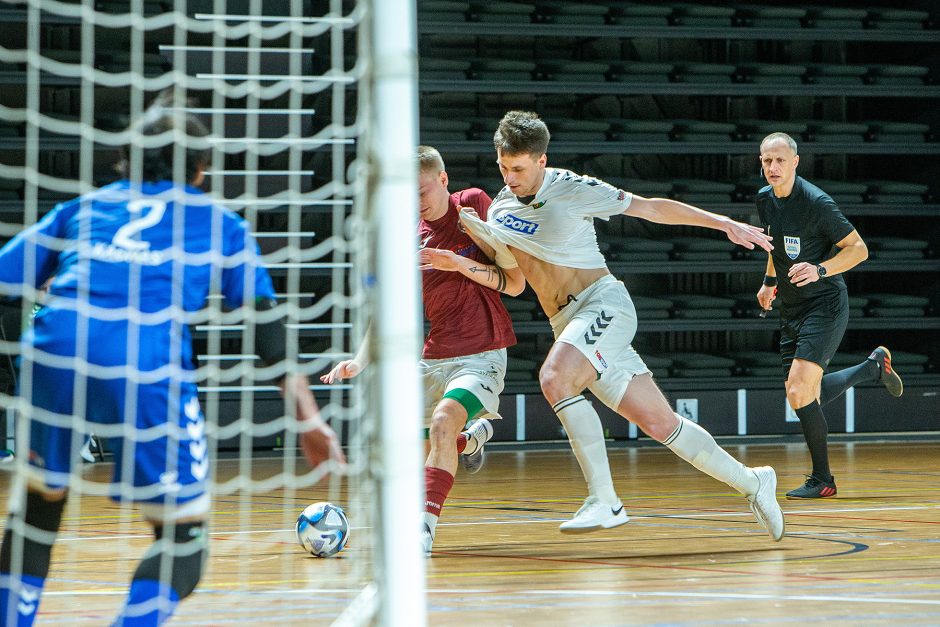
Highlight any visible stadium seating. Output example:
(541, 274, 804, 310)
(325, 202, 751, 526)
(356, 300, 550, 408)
(414, 0, 938, 402)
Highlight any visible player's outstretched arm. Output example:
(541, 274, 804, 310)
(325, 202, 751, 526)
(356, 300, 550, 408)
(281, 373, 346, 467)
(320, 359, 363, 384)
(420, 247, 525, 296)
(252, 299, 346, 468)
(320, 327, 371, 384)
(625, 195, 773, 252)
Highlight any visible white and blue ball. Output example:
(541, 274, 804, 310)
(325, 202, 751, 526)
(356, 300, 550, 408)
(296, 502, 349, 558)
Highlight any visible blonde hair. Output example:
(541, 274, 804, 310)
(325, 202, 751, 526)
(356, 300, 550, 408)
(417, 145, 445, 173)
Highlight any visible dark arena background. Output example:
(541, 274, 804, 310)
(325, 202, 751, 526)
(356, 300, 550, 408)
(0, 1, 937, 625)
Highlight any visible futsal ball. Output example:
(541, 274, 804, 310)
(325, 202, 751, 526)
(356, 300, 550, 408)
(296, 502, 349, 558)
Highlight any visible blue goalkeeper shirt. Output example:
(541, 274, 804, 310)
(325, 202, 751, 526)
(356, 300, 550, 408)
(0, 179, 276, 375)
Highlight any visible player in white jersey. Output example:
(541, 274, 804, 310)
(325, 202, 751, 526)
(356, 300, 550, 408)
(460, 110, 785, 541)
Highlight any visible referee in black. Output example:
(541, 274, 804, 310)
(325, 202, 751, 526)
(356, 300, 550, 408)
(755, 132, 903, 499)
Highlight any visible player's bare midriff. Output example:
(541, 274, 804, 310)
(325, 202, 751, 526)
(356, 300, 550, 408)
(510, 245, 609, 317)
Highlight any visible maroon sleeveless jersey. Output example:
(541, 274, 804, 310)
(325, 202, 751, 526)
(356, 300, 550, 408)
(418, 188, 517, 359)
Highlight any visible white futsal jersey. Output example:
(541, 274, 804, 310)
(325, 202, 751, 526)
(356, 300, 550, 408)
(483, 168, 633, 269)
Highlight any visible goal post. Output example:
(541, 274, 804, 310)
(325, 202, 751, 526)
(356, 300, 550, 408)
(0, 0, 424, 624)
(366, 0, 427, 624)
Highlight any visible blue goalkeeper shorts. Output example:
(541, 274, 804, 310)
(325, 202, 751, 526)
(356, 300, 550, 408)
(22, 358, 209, 507)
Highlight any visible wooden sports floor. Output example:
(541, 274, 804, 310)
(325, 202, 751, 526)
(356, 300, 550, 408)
(2, 439, 939, 625)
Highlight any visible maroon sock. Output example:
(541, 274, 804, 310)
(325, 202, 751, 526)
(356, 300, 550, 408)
(424, 466, 455, 517)
(456, 433, 468, 454)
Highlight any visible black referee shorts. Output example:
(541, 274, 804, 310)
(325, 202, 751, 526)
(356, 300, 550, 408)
(780, 290, 849, 377)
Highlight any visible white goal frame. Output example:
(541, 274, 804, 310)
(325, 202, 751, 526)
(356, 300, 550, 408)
(0, 0, 425, 624)
(364, 0, 425, 625)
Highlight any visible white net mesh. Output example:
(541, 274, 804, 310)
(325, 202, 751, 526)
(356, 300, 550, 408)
(0, 0, 420, 624)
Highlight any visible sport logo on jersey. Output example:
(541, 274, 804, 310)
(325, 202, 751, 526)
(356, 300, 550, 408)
(784, 236, 801, 260)
(495, 212, 539, 235)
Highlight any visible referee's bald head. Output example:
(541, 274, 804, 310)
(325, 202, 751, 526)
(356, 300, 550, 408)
(760, 132, 798, 156)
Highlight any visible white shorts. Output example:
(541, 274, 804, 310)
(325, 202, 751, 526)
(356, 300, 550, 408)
(549, 274, 650, 410)
(420, 348, 507, 428)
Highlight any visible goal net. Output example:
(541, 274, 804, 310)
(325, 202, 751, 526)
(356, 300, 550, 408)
(0, 0, 423, 625)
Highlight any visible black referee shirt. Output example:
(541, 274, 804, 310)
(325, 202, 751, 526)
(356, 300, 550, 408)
(756, 176, 856, 316)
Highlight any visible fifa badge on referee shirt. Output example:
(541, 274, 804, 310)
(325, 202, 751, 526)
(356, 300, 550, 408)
(784, 236, 801, 260)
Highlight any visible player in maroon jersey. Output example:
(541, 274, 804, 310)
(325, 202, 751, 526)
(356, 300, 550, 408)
(321, 146, 524, 555)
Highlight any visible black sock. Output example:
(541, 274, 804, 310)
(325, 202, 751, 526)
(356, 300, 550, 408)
(0, 491, 65, 579)
(819, 359, 879, 407)
(794, 400, 832, 482)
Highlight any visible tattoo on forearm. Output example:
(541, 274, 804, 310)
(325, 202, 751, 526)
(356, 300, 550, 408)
(468, 265, 507, 292)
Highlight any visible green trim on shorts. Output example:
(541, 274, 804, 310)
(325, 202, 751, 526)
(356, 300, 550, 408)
(442, 387, 484, 422)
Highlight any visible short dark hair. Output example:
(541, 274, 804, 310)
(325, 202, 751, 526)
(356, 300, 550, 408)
(117, 97, 210, 183)
(493, 110, 550, 156)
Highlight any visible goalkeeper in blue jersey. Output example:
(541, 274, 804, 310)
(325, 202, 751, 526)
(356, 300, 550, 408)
(0, 102, 344, 626)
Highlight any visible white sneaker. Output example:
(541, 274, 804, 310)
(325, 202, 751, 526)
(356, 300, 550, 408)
(747, 466, 785, 542)
(79, 438, 96, 463)
(559, 496, 629, 534)
(460, 417, 494, 475)
(421, 524, 434, 557)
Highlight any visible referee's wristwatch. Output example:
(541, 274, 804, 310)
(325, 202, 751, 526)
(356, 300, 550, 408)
(816, 264, 828, 278)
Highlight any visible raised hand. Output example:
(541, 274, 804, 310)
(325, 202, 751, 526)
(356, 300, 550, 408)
(725, 220, 773, 252)
(319, 359, 362, 384)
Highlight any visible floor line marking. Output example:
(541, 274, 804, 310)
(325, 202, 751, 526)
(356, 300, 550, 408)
(513, 588, 940, 606)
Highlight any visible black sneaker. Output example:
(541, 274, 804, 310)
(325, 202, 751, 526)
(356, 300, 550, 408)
(786, 475, 837, 499)
(868, 346, 903, 398)
(89, 435, 105, 462)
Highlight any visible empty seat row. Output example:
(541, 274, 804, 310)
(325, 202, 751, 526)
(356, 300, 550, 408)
(0, 49, 169, 77)
(501, 291, 935, 323)
(436, 167, 935, 207)
(420, 2, 932, 32)
(421, 115, 936, 146)
(603, 235, 933, 262)
(505, 348, 934, 382)
(715, 292, 933, 319)
(733, 349, 931, 377)
(419, 57, 934, 87)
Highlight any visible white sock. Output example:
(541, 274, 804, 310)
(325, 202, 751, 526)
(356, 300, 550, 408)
(553, 395, 620, 506)
(422, 511, 438, 537)
(663, 414, 758, 496)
